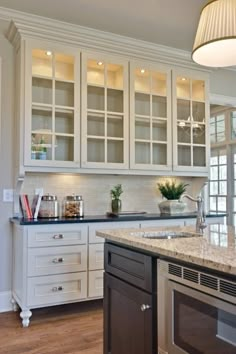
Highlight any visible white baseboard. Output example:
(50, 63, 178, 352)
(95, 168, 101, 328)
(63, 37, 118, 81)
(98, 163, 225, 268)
(0, 291, 13, 312)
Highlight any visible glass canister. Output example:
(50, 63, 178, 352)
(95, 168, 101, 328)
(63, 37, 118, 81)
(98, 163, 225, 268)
(63, 195, 84, 218)
(38, 194, 59, 218)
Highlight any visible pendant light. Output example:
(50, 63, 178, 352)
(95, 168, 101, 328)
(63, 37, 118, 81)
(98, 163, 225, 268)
(192, 0, 236, 67)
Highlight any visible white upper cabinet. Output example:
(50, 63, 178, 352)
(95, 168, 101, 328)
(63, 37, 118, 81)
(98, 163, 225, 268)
(81, 52, 129, 169)
(130, 62, 172, 172)
(12, 34, 209, 176)
(24, 40, 80, 168)
(172, 68, 209, 175)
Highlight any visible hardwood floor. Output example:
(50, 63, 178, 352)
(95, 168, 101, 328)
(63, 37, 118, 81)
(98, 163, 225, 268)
(0, 300, 103, 354)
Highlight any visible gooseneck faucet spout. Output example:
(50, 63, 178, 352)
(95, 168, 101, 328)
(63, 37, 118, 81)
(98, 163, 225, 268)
(180, 194, 207, 233)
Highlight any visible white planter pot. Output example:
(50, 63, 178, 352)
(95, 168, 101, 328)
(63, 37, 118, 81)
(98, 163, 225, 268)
(159, 200, 186, 215)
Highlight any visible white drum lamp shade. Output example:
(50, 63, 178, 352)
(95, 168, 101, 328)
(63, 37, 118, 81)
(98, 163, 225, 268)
(192, 0, 236, 67)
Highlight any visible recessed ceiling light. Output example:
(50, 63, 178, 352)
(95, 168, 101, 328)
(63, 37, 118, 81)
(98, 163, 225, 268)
(46, 51, 52, 56)
(97, 61, 103, 66)
(140, 69, 145, 74)
(181, 77, 186, 81)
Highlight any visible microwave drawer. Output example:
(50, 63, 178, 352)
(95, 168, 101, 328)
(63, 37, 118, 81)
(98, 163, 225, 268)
(105, 242, 156, 292)
(27, 245, 87, 276)
(27, 272, 87, 307)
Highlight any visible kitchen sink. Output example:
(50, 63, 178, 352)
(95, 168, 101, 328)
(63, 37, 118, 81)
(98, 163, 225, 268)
(130, 231, 200, 240)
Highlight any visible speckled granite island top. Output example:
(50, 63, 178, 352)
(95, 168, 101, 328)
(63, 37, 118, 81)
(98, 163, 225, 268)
(96, 224, 236, 277)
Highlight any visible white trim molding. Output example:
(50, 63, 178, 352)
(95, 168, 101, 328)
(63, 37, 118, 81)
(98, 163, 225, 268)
(0, 291, 13, 312)
(0, 6, 211, 71)
(210, 94, 236, 107)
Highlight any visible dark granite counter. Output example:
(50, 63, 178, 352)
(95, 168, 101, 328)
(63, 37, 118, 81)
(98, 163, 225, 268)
(10, 212, 226, 225)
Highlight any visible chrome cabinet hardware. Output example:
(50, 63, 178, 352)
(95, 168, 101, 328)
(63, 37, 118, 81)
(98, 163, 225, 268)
(140, 304, 151, 312)
(52, 257, 64, 263)
(52, 286, 64, 292)
(53, 234, 64, 239)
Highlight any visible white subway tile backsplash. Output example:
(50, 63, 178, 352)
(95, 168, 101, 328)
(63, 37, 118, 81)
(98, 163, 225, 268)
(21, 173, 207, 216)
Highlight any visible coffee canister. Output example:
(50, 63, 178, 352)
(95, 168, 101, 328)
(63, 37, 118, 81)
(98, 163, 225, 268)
(63, 195, 84, 217)
(38, 194, 59, 218)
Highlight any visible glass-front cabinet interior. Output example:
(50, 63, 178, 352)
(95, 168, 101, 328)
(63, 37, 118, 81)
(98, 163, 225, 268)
(81, 53, 129, 169)
(172, 70, 209, 173)
(130, 62, 172, 170)
(25, 42, 80, 167)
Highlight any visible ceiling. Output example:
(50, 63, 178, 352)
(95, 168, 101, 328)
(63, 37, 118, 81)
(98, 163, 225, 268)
(0, 0, 207, 52)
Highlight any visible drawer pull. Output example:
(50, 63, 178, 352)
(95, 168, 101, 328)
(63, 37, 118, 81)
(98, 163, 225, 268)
(53, 234, 64, 239)
(52, 286, 64, 292)
(140, 304, 151, 312)
(52, 257, 64, 263)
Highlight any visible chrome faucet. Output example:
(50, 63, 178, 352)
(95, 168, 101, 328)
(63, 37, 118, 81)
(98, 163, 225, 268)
(180, 194, 207, 233)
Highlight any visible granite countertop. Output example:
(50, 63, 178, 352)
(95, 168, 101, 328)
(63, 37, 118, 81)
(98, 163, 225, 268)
(96, 224, 236, 277)
(10, 212, 226, 225)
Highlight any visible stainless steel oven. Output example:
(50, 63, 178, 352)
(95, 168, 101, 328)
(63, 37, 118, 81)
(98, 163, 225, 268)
(158, 260, 236, 354)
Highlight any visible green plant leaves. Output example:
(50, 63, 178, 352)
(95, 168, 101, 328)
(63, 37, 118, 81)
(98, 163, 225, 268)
(157, 180, 189, 200)
(111, 184, 123, 200)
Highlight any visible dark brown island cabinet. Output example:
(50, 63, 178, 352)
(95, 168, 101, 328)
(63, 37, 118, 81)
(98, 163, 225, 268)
(104, 242, 157, 354)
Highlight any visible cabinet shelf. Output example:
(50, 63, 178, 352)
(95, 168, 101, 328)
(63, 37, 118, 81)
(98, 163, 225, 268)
(87, 110, 124, 118)
(135, 115, 167, 122)
(32, 129, 52, 134)
(135, 138, 167, 144)
(87, 135, 124, 141)
(32, 75, 75, 85)
(135, 89, 166, 97)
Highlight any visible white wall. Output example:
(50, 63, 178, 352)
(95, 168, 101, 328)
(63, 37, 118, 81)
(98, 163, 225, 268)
(0, 19, 15, 310)
(0, 12, 235, 312)
(210, 69, 236, 99)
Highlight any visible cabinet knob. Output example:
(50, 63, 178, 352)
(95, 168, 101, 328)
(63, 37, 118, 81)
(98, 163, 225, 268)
(140, 304, 151, 312)
(53, 234, 64, 239)
(52, 257, 64, 263)
(52, 286, 64, 292)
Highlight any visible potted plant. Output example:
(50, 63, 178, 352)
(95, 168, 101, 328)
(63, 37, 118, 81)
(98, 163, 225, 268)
(111, 184, 123, 213)
(157, 180, 189, 214)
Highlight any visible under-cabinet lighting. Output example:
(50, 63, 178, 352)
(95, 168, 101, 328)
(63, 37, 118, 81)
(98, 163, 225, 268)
(181, 77, 186, 81)
(140, 69, 145, 74)
(46, 51, 52, 56)
(97, 61, 103, 66)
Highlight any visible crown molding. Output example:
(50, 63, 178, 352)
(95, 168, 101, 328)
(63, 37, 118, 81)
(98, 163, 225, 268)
(0, 6, 212, 71)
(210, 93, 236, 106)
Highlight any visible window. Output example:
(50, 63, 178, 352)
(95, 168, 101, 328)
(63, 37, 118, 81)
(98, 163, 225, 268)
(209, 148, 227, 212)
(210, 114, 225, 143)
(209, 106, 236, 225)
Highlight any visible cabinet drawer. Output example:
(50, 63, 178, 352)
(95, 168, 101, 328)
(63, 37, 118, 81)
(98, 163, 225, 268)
(88, 270, 104, 298)
(105, 243, 156, 292)
(27, 272, 87, 307)
(140, 219, 185, 228)
(28, 245, 87, 276)
(89, 221, 140, 244)
(27, 224, 88, 247)
(89, 244, 104, 270)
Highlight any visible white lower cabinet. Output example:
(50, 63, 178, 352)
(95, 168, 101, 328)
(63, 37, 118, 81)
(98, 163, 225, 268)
(88, 270, 104, 298)
(12, 220, 140, 327)
(27, 272, 87, 307)
(12, 217, 224, 327)
(28, 245, 87, 276)
(184, 216, 225, 226)
(140, 219, 185, 228)
(87, 221, 140, 299)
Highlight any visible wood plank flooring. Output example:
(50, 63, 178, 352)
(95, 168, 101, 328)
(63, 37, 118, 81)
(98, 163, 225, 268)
(0, 300, 103, 354)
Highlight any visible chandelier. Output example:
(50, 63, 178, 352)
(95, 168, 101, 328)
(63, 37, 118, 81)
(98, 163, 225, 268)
(192, 0, 236, 67)
(178, 117, 205, 137)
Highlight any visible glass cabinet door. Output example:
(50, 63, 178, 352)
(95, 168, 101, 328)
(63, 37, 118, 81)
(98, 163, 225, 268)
(173, 70, 209, 174)
(81, 54, 128, 169)
(26, 43, 80, 167)
(130, 62, 172, 171)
